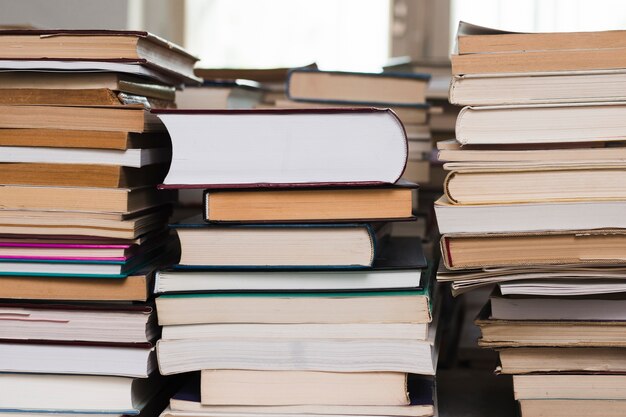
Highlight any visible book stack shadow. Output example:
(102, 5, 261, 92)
(152, 108, 441, 417)
(0, 29, 198, 415)
(435, 22, 626, 417)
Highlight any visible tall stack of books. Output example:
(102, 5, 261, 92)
(153, 108, 440, 417)
(0, 29, 198, 415)
(435, 22, 626, 417)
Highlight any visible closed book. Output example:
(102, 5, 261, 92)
(455, 103, 626, 145)
(172, 218, 384, 269)
(0, 29, 199, 83)
(0, 372, 163, 414)
(155, 289, 432, 326)
(176, 80, 263, 109)
(0, 147, 168, 168)
(441, 229, 626, 270)
(0, 72, 176, 101)
(0, 88, 173, 107)
(169, 374, 435, 416)
(200, 370, 408, 406)
(287, 69, 429, 106)
(0, 129, 168, 150)
(0, 163, 168, 188)
(499, 347, 626, 374)
(519, 399, 626, 417)
(514, 374, 626, 400)
(154, 108, 408, 189)
(202, 181, 417, 223)
(0, 340, 155, 377)
(156, 237, 426, 293)
(0, 302, 157, 343)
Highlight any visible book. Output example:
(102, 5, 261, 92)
(499, 279, 626, 297)
(498, 347, 626, 374)
(514, 374, 626, 400)
(176, 80, 263, 109)
(169, 375, 435, 416)
(436, 138, 626, 163)
(449, 70, 626, 106)
(455, 102, 626, 145)
(519, 399, 626, 417)
(0, 271, 153, 301)
(452, 22, 626, 75)
(441, 230, 626, 270)
(443, 164, 626, 204)
(0, 302, 157, 343)
(287, 69, 430, 106)
(200, 370, 409, 406)
(0, 129, 168, 150)
(0, 163, 168, 188)
(156, 237, 426, 292)
(202, 181, 417, 223)
(0, 88, 173, 107)
(0, 29, 199, 83)
(154, 108, 408, 188)
(0, 239, 141, 261)
(155, 321, 438, 375)
(0, 72, 176, 101)
(0, 146, 168, 167)
(0, 372, 161, 413)
(0, 185, 168, 214)
(0, 340, 155, 377)
(162, 323, 430, 342)
(172, 219, 382, 268)
(155, 290, 432, 326)
(491, 293, 626, 320)
(0, 105, 163, 133)
(476, 302, 626, 347)
(434, 196, 626, 234)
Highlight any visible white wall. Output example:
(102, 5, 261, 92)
(0, 0, 128, 29)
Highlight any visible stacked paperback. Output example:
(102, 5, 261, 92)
(435, 22, 626, 417)
(0, 29, 198, 415)
(153, 108, 440, 417)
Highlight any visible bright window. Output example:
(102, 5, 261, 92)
(185, 0, 391, 71)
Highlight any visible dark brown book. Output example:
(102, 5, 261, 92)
(0, 163, 168, 187)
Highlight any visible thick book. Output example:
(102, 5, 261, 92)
(0, 72, 176, 101)
(156, 316, 438, 375)
(0, 29, 199, 83)
(156, 236, 426, 292)
(455, 102, 626, 145)
(0, 372, 162, 414)
(0, 163, 168, 188)
(0, 88, 173, 107)
(0, 302, 157, 343)
(499, 347, 626, 375)
(0, 129, 168, 150)
(519, 399, 626, 417)
(441, 229, 626, 270)
(0, 185, 168, 214)
(202, 181, 417, 223)
(0, 340, 155, 377)
(287, 69, 430, 106)
(155, 289, 432, 326)
(452, 22, 626, 75)
(200, 370, 409, 406)
(154, 108, 408, 188)
(0, 105, 163, 133)
(514, 374, 626, 400)
(0, 270, 154, 301)
(172, 218, 384, 268)
(449, 70, 626, 106)
(169, 374, 435, 416)
(476, 302, 626, 347)
(434, 196, 626, 234)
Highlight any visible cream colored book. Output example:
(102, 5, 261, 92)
(200, 370, 408, 406)
(499, 347, 626, 374)
(514, 374, 626, 400)
(519, 399, 626, 417)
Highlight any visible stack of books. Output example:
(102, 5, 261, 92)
(435, 22, 626, 417)
(0, 29, 198, 415)
(153, 108, 440, 417)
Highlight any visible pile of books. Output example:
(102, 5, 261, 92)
(153, 107, 440, 417)
(0, 29, 197, 415)
(436, 22, 626, 417)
